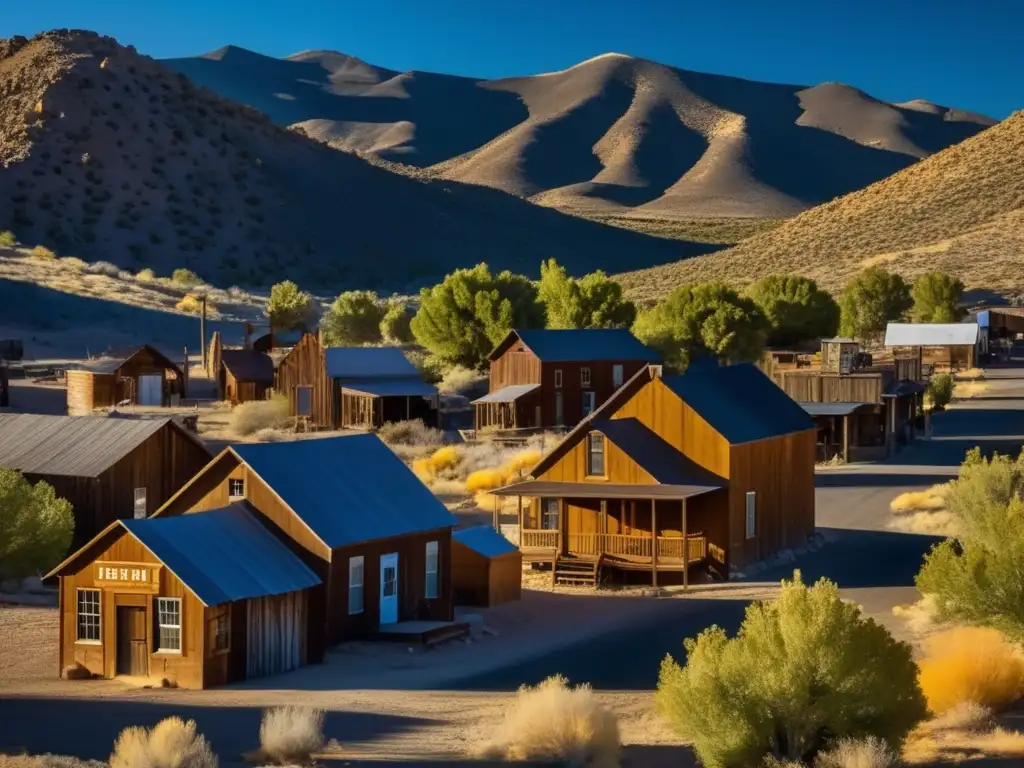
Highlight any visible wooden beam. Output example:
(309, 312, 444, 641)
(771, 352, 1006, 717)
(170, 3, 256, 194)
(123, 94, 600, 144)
(517, 495, 524, 543)
(681, 499, 689, 591)
(842, 413, 850, 463)
(651, 498, 658, 588)
(406, 395, 411, 421)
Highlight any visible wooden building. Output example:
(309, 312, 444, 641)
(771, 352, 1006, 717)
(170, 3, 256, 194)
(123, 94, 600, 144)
(0, 413, 211, 548)
(473, 329, 661, 433)
(884, 322, 983, 372)
(219, 349, 274, 405)
(66, 345, 185, 415)
(819, 338, 862, 374)
(276, 335, 439, 430)
(493, 359, 816, 583)
(47, 503, 322, 688)
(152, 434, 459, 646)
(451, 526, 522, 607)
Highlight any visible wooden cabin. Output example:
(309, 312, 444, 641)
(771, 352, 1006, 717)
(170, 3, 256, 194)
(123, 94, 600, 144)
(276, 334, 439, 430)
(0, 414, 211, 548)
(219, 349, 274, 405)
(151, 434, 459, 647)
(47, 503, 322, 688)
(451, 526, 522, 607)
(66, 345, 185, 415)
(473, 329, 661, 433)
(819, 338, 861, 374)
(884, 322, 983, 372)
(493, 360, 816, 584)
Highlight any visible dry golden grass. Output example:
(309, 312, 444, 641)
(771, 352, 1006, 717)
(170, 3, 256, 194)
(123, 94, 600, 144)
(892, 596, 944, 641)
(0, 757, 105, 768)
(952, 379, 989, 399)
(411, 446, 461, 482)
(814, 736, 897, 768)
(587, 215, 787, 245)
(110, 716, 217, 768)
(258, 706, 325, 765)
(29, 244, 55, 260)
(917, 627, 1024, 714)
(229, 396, 289, 437)
(890, 487, 949, 513)
(904, 703, 1024, 764)
(887, 483, 956, 536)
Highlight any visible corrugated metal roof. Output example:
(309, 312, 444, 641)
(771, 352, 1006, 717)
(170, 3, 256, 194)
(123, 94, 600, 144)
(492, 480, 723, 500)
(662, 362, 814, 444)
(122, 504, 321, 606)
(472, 383, 540, 404)
(232, 434, 456, 548)
(67, 345, 182, 375)
(592, 418, 727, 486)
(221, 349, 275, 383)
(884, 323, 980, 347)
(509, 329, 662, 363)
(0, 414, 173, 477)
(341, 379, 438, 397)
(453, 525, 519, 558)
(326, 347, 420, 379)
(800, 402, 874, 417)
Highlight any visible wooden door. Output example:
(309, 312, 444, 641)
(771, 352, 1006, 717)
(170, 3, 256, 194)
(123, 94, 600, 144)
(116, 606, 148, 676)
(137, 374, 163, 406)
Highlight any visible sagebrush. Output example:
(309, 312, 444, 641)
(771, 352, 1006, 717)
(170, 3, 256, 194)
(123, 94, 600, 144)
(917, 626, 1024, 714)
(230, 396, 289, 436)
(258, 706, 325, 765)
(110, 717, 216, 768)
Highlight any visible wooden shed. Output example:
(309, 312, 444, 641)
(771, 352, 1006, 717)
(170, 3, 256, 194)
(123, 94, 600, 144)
(219, 349, 274, 405)
(0, 413, 212, 548)
(884, 323, 983, 372)
(48, 503, 322, 688)
(451, 526, 522, 607)
(67, 345, 185, 415)
(819, 338, 861, 374)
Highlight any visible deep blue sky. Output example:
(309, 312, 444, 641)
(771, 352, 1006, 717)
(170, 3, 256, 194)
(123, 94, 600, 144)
(3, 0, 1019, 118)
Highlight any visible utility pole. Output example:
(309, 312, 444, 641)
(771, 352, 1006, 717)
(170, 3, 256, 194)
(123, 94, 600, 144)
(200, 294, 208, 372)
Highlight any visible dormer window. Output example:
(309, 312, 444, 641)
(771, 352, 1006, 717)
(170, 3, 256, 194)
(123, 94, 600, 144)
(587, 432, 606, 477)
(229, 478, 245, 499)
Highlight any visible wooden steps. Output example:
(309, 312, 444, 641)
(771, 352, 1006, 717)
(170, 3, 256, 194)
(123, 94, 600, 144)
(553, 555, 600, 587)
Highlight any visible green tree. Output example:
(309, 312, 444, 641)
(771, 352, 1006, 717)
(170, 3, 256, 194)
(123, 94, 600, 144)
(0, 468, 74, 579)
(379, 301, 414, 344)
(926, 372, 956, 410)
(746, 275, 840, 346)
(320, 290, 385, 346)
(171, 268, 201, 287)
(267, 280, 316, 332)
(838, 267, 912, 340)
(537, 258, 636, 329)
(410, 263, 544, 368)
(656, 572, 926, 768)
(912, 271, 966, 323)
(632, 282, 767, 369)
(0, 231, 17, 248)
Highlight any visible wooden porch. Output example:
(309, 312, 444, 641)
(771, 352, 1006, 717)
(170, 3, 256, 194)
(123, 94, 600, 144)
(521, 529, 708, 566)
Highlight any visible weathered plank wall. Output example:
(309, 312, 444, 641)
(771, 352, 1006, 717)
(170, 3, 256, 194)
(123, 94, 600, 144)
(276, 334, 336, 427)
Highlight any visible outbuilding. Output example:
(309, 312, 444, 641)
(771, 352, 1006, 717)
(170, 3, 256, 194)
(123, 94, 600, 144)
(451, 526, 522, 607)
(66, 345, 186, 415)
(48, 503, 322, 688)
(219, 349, 275, 405)
(884, 322, 983, 372)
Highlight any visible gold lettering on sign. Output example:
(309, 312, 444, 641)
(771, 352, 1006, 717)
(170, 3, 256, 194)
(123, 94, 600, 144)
(94, 561, 160, 592)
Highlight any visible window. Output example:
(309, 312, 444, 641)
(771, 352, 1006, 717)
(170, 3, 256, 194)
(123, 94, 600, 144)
(745, 491, 756, 539)
(541, 499, 560, 530)
(76, 589, 101, 643)
(612, 364, 624, 389)
(348, 556, 364, 615)
(212, 613, 230, 653)
(156, 597, 182, 652)
(582, 391, 596, 417)
(425, 541, 439, 599)
(554, 369, 563, 389)
(581, 367, 592, 388)
(228, 478, 245, 499)
(133, 488, 147, 519)
(296, 385, 313, 416)
(587, 432, 606, 476)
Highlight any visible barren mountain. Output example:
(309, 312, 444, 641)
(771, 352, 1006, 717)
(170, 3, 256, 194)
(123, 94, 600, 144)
(618, 112, 1024, 299)
(165, 47, 995, 219)
(0, 31, 703, 291)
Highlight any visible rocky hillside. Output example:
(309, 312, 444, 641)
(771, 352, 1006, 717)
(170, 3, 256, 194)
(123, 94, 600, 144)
(165, 47, 995, 219)
(0, 31, 703, 291)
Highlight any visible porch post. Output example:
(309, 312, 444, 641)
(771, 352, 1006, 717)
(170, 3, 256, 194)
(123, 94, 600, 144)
(909, 395, 916, 442)
(842, 413, 850, 463)
(651, 498, 658, 587)
(560, 498, 568, 556)
(681, 498, 689, 591)
(406, 395, 411, 421)
(492, 494, 499, 531)
(517, 495, 523, 543)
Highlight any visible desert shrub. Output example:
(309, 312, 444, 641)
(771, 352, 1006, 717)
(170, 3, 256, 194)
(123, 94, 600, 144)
(377, 418, 444, 447)
(926, 373, 955, 410)
(84, 260, 122, 277)
(110, 717, 216, 768)
(465, 449, 541, 493)
(838, 267, 911, 341)
(320, 290, 385, 346)
(268, 280, 316, 332)
(412, 446, 462, 482)
(477, 674, 620, 768)
(655, 571, 927, 768)
(746, 275, 840, 346)
(59, 256, 86, 271)
(917, 627, 1024, 714)
(230, 396, 289, 437)
(175, 294, 214, 315)
(171, 267, 201, 287)
(813, 736, 897, 768)
(258, 706, 325, 765)
(30, 245, 56, 260)
(912, 271, 966, 323)
(890, 486, 949, 513)
(136, 268, 157, 281)
(379, 300, 414, 344)
(437, 365, 483, 396)
(0, 468, 74, 579)
(0, 756, 106, 768)
(538, 258, 636, 329)
(0, 230, 16, 247)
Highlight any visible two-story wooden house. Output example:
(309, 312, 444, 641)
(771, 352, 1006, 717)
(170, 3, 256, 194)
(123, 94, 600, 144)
(473, 329, 661, 432)
(493, 359, 816, 585)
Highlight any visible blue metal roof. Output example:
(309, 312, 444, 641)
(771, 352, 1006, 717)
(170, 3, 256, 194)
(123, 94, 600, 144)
(662, 362, 814, 444)
(232, 434, 457, 548)
(341, 379, 438, 397)
(592, 418, 726, 486)
(453, 525, 519, 558)
(326, 347, 421, 379)
(508, 329, 661, 363)
(121, 504, 321, 606)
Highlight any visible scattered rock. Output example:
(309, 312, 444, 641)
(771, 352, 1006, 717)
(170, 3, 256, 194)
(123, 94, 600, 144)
(62, 662, 92, 680)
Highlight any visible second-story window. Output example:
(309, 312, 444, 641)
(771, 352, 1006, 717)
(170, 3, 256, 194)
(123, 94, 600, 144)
(581, 367, 591, 388)
(554, 369, 563, 388)
(587, 432, 605, 476)
(228, 478, 245, 499)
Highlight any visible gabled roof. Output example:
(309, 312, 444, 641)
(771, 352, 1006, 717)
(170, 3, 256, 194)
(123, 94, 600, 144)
(491, 329, 661, 363)
(72, 344, 183, 376)
(0, 414, 199, 477)
(884, 323, 979, 347)
(325, 346, 421, 379)
(662, 362, 814, 444)
(592, 418, 726, 486)
(453, 526, 519, 559)
(221, 349, 275, 383)
(231, 434, 456, 548)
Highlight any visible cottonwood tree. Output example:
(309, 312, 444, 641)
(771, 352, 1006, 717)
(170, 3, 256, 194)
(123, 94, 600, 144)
(267, 280, 316, 332)
(379, 301, 414, 344)
(320, 290, 385, 346)
(538, 258, 636, 329)
(911, 271, 966, 323)
(746, 274, 840, 346)
(0, 468, 74, 580)
(838, 267, 912, 340)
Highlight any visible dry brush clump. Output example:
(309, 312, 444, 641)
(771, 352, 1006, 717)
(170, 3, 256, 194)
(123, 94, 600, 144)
(916, 626, 1024, 715)
(887, 483, 956, 536)
(110, 716, 217, 768)
(229, 395, 289, 437)
(813, 737, 897, 768)
(377, 418, 444, 448)
(904, 702, 1024, 764)
(258, 706, 325, 765)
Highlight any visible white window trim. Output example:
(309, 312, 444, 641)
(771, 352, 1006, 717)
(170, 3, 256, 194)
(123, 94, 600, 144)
(581, 367, 592, 388)
(156, 597, 182, 654)
(425, 541, 439, 599)
(75, 588, 102, 645)
(582, 390, 597, 416)
(133, 487, 147, 519)
(228, 478, 245, 500)
(745, 491, 757, 539)
(554, 369, 563, 389)
(542, 499, 560, 530)
(612, 364, 624, 388)
(348, 556, 365, 615)
(587, 432, 606, 477)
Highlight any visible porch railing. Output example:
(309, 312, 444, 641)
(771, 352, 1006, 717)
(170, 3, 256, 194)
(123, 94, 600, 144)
(521, 529, 560, 550)
(528, 530, 707, 561)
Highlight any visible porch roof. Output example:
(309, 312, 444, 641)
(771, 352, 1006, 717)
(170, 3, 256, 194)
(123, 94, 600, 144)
(800, 401, 875, 417)
(491, 480, 723, 500)
(340, 379, 438, 397)
(472, 383, 540, 404)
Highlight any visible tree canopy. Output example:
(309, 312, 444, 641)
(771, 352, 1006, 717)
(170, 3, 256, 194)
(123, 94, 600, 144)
(632, 282, 767, 369)
(838, 267, 912, 340)
(0, 468, 74, 579)
(379, 301, 414, 344)
(320, 290, 385, 346)
(267, 280, 316, 332)
(410, 263, 544, 368)
(746, 274, 839, 346)
(911, 271, 966, 323)
(537, 258, 636, 330)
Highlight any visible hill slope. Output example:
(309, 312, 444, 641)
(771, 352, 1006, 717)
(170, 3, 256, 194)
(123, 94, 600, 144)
(618, 112, 1024, 299)
(0, 31, 705, 291)
(164, 48, 995, 220)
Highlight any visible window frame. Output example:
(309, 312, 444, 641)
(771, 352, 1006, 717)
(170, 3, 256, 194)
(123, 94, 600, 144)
(541, 498, 560, 530)
(348, 556, 365, 615)
(76, 588, 102, 645)
(295, 385, 313, 417)
(612, 364, 624, 389)
(581, 390, 597, 417)
(212, 611, 230, 655)
(587, 432, 606, 477)
(745, 491, 757, 539)
(553, 369, 563, 389)
(133, 487, 147, 519)
(425, 541, 439, 599)
(580, 367, 592, 388)
(228, 478, 245, 500)
(155, 597, 182, 654)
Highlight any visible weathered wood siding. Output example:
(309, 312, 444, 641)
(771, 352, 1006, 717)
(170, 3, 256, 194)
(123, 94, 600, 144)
(245, 592, 308, 679)
(223, 369, 270, 405)
(774, 372, 884, 404)
(489, 343, 542, 392)
(66, 371, 116, 415)
(451, 546, 522, 607)
(276, 334, 336, 428)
